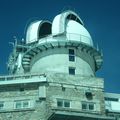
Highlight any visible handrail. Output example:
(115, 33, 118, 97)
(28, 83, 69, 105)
(0, 73, 46, 81)
(38, 33, 92, 44)
(15, 33, 101, 53)
(22, 33, 92, 46)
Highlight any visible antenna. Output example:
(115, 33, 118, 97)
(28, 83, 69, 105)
(97, 43, 99, 51)
(101, 49, 103, 57)
(13, 36, 17, 46)
(9, 42, 14, 47)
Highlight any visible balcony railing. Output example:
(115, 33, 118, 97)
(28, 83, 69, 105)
(0, 73, 46, 82)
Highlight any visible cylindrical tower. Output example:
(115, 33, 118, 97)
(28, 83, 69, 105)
(8, 10, 103, 77)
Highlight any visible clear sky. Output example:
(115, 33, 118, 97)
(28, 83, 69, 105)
(0, 0, 120, 93)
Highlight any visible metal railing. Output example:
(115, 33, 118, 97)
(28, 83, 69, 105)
(15, 33, 102, 53)
(38, 33, 93, 46)
(0, 73, 46, 81)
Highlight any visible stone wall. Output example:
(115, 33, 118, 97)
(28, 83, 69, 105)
(0, 73, 111, 120)
(0, 83, 47, 120)
(46, 83, 105, 114)
(43, 73, 106, 119)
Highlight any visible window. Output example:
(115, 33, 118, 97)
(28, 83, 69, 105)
(89, 103, 94, 110)
(15, 100, 30, 109)
(20, 87, 24, 92)
(0, 102, 4, 110)
(15, 101, 21, 109)
(69, 67, 75, 75)
(105, 97, 118, 102)
(82, 103, 87, 110)
(64, 101, 70, 107)
(57, 100, 63, 107)
(82, 102, 95, 111)
(69, 49, 75, 62)
(23, 101, 29, 108)
(57, 99, 70, 108)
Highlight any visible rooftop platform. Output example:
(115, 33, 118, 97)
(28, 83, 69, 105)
(49, 109, 115, 120)
(0, 73, 46, 85)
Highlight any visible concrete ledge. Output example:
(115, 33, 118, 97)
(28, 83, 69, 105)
(49, 109, 115, 120)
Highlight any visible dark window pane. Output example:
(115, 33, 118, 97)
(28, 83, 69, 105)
(64, 101, 70, 107)
(89, 104, 94, 110)
(82, 103, 87, 110)
(23, 101, 29, 108)
(0, 103, 4, 109)
(20, 87, 24, 92)
(57, 100, 63, 107)
(69, 55, 75, 61)
(16, 102, 21, 109)
(69, 49, 74, 55)
(69, 68, 75, 75)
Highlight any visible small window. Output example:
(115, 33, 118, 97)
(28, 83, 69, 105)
(82, 102, 95, 111)
(15, 101, 22, 109)
(69, 49, 74, 55)
(0, 102, 4, 110)
(69, 67, 75, 75)
(57, 100, 63, 107)
(15, 100, 30, 109)
(82, 103, 87, 110)
(69, 56, 75, 62)
(23, 101, 29, 108)
(57, 99, 70, 108)
(64, 101, 70, 108)
(20, 87, 24, 92)
(89, 104, 94, 110)
(69, 49, 75, 62)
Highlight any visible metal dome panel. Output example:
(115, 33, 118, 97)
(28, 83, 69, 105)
(52, 10, 93, 46)
(26, 21, 42, 44)
(66, 20, 93, 46)
(26, 20, 52, 44)
(52, 10, 84, 35)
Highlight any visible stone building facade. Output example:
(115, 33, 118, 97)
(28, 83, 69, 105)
(0, 10, 120, 120)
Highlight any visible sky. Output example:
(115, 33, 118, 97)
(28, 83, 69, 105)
(0, 0, 120, 93)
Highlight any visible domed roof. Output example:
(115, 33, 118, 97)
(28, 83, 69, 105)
(52, 10, 93, 46)
(26, 20, 51, 44)
(26, 10, 93, 46)
(26, 21, 42, 44)
(66, 20, 93, 46)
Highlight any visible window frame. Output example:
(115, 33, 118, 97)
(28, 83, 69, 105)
(64, 100, 70, 108)
(57, 99, 70, 108)
(0, 102, 4, 110)
(14, 100, 30, 109)
(69, 67, 75, 75)
(81, 102, 95, 111)
(69, 49, 75, 62)
(89, 103, 94, 110)
(57, 99, 63, 107)
(82, 102, 87, 110)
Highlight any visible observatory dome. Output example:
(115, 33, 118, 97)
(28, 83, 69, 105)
(52, 10, 93, 46)
(9, 10, 102, 75)
(65, 20, 93, 46)
(26, 10, 93, 46)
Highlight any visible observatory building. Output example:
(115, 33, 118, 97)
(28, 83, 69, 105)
(0, 10, 120, 120)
